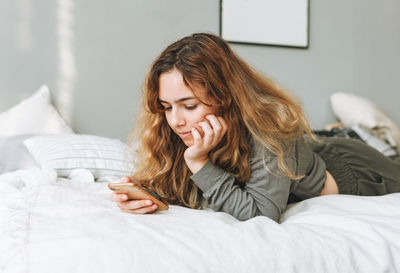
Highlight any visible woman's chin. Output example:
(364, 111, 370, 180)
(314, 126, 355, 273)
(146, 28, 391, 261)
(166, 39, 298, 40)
(181, 138, 194, 147)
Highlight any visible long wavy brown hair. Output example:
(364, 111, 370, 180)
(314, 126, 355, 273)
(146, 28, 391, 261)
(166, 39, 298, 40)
(128, 32, 312, 208)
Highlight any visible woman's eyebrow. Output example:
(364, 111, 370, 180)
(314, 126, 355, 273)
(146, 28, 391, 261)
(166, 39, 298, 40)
(159, 97, 197, 104)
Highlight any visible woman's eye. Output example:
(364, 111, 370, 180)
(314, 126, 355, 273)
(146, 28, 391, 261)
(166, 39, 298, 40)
(162, 106, 172, 111)
(185, 105, 198, 110)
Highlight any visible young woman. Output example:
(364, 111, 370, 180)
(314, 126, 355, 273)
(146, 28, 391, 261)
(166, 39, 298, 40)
(111, 32, 400, 222)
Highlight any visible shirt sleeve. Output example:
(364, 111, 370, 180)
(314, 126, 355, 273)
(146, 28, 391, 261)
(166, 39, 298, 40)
(190, 152, 292, 222)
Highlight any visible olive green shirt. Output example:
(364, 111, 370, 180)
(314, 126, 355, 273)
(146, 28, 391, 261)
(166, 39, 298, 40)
(190, 136, 327, 222)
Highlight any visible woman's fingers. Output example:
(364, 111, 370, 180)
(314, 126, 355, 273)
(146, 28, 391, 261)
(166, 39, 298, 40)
(185, 115, 227, 163)
(121, 204, 158, 214)
(191, 127, 202, 145)
(194, 116, 224, 149)
(216, 116, 228, 140)
(206, 115, 225, 142)
(120, 176, 132, 183)
(206, 115, 222, 132)
(198, 121, 214, 146)
(116, 199, 158, 214)
(200, 115, 227, 146)
(111, 179, 158, 215)
(117, 199, 153, 210)
(110, 192, 128, 202)
(111, 194, 158, 214)
(120, 175, 142, 186)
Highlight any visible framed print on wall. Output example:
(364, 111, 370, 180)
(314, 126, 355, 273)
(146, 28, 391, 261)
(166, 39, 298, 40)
(220, 0, 310, 48)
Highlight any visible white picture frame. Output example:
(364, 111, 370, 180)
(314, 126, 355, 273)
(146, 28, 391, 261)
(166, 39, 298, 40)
(220, 0, 309, 48)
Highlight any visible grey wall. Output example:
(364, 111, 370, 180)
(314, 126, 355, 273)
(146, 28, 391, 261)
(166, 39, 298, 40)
(1, 0, 399, 141)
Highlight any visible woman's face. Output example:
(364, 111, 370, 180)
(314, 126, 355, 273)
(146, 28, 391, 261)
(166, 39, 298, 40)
(158, 69, 217, 147)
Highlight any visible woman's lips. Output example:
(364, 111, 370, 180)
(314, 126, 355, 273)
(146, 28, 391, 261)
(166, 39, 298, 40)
(178, 131, 192, 138)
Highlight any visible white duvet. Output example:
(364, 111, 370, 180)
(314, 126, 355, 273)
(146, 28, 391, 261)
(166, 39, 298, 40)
(1, 168, 400, 273)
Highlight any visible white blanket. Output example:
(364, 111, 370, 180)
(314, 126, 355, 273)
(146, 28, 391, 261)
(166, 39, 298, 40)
(1, 168, 400, 273)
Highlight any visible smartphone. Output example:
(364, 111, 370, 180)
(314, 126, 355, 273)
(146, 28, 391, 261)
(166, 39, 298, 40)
(108, 182, 169, 210)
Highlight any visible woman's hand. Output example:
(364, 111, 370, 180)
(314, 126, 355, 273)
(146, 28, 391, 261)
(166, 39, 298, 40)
(110, 176, 158, 214)
(184, 115, 228, 174)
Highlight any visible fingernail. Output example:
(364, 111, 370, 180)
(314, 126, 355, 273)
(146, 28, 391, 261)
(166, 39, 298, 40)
(146, 200, 152, 205)
(121, 195, 127, 200)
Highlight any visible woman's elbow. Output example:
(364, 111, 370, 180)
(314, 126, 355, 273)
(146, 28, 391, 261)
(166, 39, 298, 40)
(235, 206, 281, 222)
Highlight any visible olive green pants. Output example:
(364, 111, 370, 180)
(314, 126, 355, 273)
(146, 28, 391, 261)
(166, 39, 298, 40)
(313, 137, 400, 196)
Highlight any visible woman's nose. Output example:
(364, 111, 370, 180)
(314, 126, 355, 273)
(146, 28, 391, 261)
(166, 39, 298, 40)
(170, 109, 185, 127)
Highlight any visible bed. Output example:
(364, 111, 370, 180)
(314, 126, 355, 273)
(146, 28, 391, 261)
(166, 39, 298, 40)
(1, 86, 400, 273)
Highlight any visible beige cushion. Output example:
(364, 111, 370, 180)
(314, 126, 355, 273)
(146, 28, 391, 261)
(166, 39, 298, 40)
(330, 92, 400, 152)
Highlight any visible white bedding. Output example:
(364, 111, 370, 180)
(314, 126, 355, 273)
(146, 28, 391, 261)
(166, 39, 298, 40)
(1, 168, 400, 273)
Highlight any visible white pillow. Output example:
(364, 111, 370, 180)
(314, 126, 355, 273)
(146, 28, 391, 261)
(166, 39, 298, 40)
(330, 92, 400, 152)
(24, 134, 135, 179)
(0, 85, 73, 137)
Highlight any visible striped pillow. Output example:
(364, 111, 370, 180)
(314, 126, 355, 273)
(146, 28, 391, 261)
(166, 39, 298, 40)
(24, 134, 135, 179)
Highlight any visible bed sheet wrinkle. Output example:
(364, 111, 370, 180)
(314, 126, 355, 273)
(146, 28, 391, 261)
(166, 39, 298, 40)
(1, 168, 400, 273)
(0, 173, 31, 273)
(281, 196, 400, 272)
